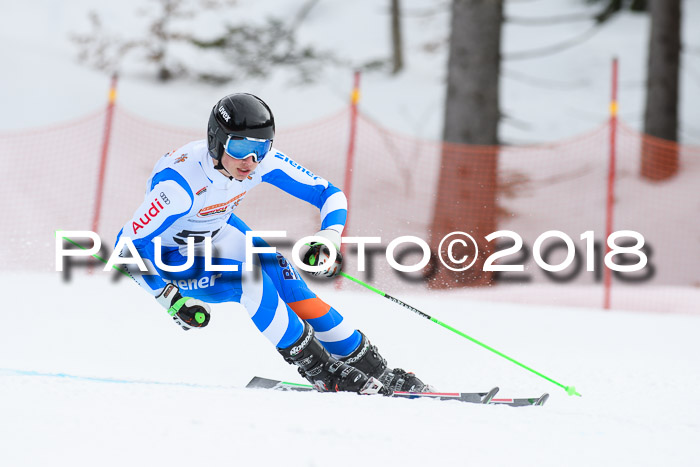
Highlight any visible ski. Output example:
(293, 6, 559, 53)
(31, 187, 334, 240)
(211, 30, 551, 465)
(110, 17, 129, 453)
(246, 377, 547, 407)
(490, 394, 550, 407)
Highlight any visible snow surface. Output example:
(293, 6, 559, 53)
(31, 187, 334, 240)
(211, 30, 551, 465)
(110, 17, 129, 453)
(1, 272, 699, 467)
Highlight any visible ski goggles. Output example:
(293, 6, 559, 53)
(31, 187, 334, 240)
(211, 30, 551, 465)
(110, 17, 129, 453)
(224, 135, 272, 162)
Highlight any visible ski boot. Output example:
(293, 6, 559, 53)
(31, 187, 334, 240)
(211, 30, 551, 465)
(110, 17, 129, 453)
(341, 331, 435, 393)
(278, 322, 390, 395)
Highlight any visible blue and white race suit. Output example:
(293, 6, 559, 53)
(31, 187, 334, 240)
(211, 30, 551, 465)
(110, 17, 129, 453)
(116, 141, 360, 354)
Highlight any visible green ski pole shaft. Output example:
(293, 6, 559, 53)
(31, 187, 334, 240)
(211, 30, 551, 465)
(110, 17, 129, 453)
(339, 271, 581, 397)
(56, 231, 130, 277)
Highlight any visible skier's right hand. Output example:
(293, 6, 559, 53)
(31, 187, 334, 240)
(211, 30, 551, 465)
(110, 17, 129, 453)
(302, 242, 343, 278)
(301, 229, 343, 278)
(155, 284, 211, 331)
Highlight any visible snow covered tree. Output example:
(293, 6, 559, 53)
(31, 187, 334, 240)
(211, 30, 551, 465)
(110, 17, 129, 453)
(71, 0, 334, 84)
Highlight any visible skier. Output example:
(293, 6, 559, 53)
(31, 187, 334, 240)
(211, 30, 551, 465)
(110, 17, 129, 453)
(116, 93, 432, 395)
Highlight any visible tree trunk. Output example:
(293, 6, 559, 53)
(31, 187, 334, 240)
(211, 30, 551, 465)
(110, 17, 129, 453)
(428, 0, 502, 288)
(641, 0, 681, 180)
(391, 0, 403, 74)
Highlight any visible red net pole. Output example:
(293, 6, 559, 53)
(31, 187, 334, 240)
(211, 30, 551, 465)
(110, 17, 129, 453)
(337, 71, 361, 288)
(604, 58, 618, 310)
(91, 73, 118, 235)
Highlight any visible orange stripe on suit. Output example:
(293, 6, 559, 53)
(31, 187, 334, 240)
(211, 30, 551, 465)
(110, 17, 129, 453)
(288, 297, 332, 320)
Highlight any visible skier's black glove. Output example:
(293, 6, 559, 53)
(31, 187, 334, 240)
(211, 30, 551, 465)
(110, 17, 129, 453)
(302, 243, 343, 278)
(156, 284, 211, 331)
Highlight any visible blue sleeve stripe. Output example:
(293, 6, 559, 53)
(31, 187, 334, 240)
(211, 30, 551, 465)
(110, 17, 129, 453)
(151, 168, 195, 203)
(114, 227, 124, 248)
(324, 185, 342, 198)
(321, 209, 347, 230)
(262, 169, 327, 209)
(226, 213, 252, 232)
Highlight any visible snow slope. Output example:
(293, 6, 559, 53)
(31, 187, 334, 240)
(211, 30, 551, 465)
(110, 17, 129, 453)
(1, 272, 698, 467)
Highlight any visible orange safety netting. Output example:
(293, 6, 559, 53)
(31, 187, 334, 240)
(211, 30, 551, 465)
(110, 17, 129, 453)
(1, 105, 698, 312)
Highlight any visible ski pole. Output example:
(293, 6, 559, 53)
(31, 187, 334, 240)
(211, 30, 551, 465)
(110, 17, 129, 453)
(339, 271, 581, 397)
(56, 231, 129, 277)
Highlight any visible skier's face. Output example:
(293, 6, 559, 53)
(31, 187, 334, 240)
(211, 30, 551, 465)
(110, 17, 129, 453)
(220, 154, 259, 180)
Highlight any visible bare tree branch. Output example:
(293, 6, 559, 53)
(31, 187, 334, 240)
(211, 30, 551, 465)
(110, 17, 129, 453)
(502, 67, 590, 90)
(400, 3, 449, 18)
(505, 12, 597, 25)
(503, 24, 601, 61)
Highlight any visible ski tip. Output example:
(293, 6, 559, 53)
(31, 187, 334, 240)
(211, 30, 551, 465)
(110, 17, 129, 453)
(245, 376, 265, 388)
(535, 393, 550, 406)
(482, 386, 500, 404)
(246, 376, 282, 390)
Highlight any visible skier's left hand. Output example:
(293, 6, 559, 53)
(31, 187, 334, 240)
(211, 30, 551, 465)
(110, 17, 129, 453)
(302, 229, 343, 278)
(155, 284, 211, 330)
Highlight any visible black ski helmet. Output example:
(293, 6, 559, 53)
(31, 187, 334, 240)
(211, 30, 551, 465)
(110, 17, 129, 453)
(207, 93, 275, 160)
